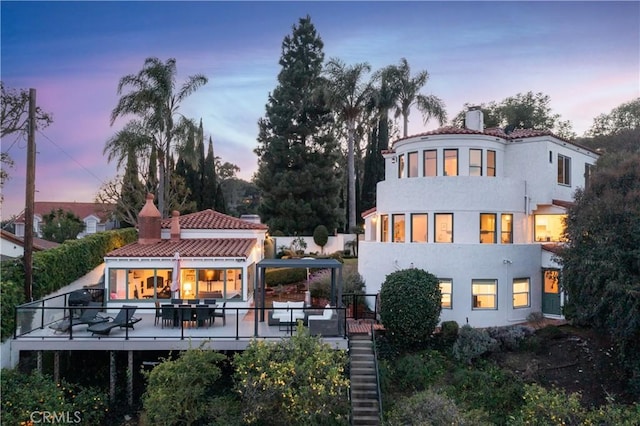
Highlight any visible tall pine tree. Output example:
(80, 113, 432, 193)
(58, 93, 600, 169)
(254, 15, 342, 234)
(202, 136, 218, 210)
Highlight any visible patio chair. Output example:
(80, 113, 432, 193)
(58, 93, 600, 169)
(211, 301, 226, 325)
(87, 305, 141, 336)
(49, 302, 107, 333)
(203, 298, 217, 305)
(196, 305, 211, 328)
(154, 301, 161, 326)
(161, 304, 176, 328)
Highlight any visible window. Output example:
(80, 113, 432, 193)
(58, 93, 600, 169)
(411, 213, 428, 242)
(472, 279, 497, 309)
(469, 149, 483, 176)
(585, 163, 594, 190)
(392, 214, 405, 242)
(479, 213, 496, 244)
(558, 154, 571, 185)
(381, 215, 389, 242)
(85, 219, 97, 234)
(444, 149, 458, 176)
(408, 151, 418, 177)
(534, 214, 566, 242)
(439, 279, 452, 309)
(487, 150, 496, 177)
(434, 213, 453, 243)
(513, 278, 530, 308)
(501, 214, 513, 244)
(398, 154, 405, 178)
(424, 150, 437, 176)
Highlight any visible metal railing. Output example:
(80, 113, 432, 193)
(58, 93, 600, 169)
(371, 322, 383, 423)
(342, 293, 379, 321)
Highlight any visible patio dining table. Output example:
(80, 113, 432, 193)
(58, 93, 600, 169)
(171, 303, 218, 327)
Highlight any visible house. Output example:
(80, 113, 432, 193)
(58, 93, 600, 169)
(13, 201, 118, 239)
(0, 229, 59, 261)
(358, 108, 599, 328)
(103, 194, 268, 307)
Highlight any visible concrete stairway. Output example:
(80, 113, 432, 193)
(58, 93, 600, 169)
(349, 334, 380, 425)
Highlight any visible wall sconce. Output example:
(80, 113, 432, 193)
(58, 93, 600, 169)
(391, 156, 397, 164)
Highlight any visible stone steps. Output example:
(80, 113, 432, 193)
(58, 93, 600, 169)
(349, 335, 380, 426)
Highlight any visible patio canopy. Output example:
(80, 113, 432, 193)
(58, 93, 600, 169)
(255, 258, 343, 325)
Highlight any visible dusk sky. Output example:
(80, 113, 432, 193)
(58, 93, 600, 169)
(1, 1, 638, 219)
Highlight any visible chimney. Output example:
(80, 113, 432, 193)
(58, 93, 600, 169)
(465, 106, 484, 132)
(137, 193, 162, 244)
(170, 210, 181, 241)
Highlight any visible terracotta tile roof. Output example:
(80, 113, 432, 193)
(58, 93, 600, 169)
(160, 209, 267, 230)
(15, 202, 115, 223)
(552, 199, 575, 209)
(542, 243, 563, 255)
(361, 207, 377, 218)
(391, 126, 587, 148)
(106, 238, 256, 258)
(0, 230, 60, 251)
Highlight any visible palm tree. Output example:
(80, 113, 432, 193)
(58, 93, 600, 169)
(110, 57, 208, 216)
(324, 58, 374, 231)
(393, 58, 447, 138)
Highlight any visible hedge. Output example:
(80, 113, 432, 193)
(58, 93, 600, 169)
(1, 228, 137, 341)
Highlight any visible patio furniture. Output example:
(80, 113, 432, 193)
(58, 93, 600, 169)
(270, 301, 305, 325)
(307, 305, 340, 336)
(203, 298, 217, 305)
(171, 298, 183, 304)
(179, 305, 196, 327)
(196, 305, 212, 328)
(160, 304, 176, 328)
(87, 305, 141, 336)
(154, 301, 162, 326)
(211, 301, 226, 325)
(186, 299, 200, 305)
(49, 302, 107, 333)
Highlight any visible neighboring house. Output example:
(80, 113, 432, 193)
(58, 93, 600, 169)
(359, 108, 599, 328)
(104, 194, 268, 307)
(0, 229, 60, 261)
(14, 201, 118, 239)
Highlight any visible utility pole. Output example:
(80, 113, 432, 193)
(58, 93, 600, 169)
(23, 88, 36, 301)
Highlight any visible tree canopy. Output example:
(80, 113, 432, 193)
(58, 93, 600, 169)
(559, 153, 640, 392)
(40, 209, 85, 243)
(254, 16, 343, 234)
(586, 97, 640, 137)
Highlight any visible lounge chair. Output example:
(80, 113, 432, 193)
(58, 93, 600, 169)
(87, 305, 141, 336)
(49, 302, 107, 333)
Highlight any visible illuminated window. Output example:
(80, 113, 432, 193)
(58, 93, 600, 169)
(501, 214, 513, 244)
(534, 214, 566, 242)
(469, 149, 482, 176)
(513, 278, 530, 308)
(424, 150, 437, 176)
(381, 215, 389, 242)
(411, 213, 427, 242)
(444, 149, 458, 176)
(487, 150, 496, 177)
(408, 151, 418, 177)
(472, 279, 497, 309)
(434, 213, 453, 243)
(558, 154, 571, 185)
(439, 279, 452, 309)
(479, 213, 496, 244)
(392, 214, 405, 243)
(398, 154, 405, 178)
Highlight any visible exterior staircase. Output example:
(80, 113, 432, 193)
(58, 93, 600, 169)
(349, 334, 380, 425)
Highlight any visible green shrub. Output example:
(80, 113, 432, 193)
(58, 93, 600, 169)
(1, 369, 108, 425)
(313, 225, 329, 253)
(264, 268, 307, 287)
(390, 351, 448, 392)
(486, 325, 534, 351)
(385, 389, 480, 426)
(452, 325, 499, 364)
(510, 384, 587, 425)
(440, 320, 460, 345)
(379, 268, 442, 348)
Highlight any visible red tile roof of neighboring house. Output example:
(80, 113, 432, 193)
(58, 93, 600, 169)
(106, 238, 256, 258)
(0, 230, 60, 251)
(160, 209, 267, 230)
(361, 207, 377, 218)
(552, 199, 575, 209)
(542, 243, 563, 255)
(14, 202, 115, 223)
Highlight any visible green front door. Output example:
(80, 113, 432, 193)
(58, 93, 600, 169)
(542, 270, 561, 315)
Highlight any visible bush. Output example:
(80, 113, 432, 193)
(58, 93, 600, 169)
(388, 351, 448, 392)
(312, 225, 329, 253)
(379, 268, 442, 348)
(486, 325, 534, 351)
(440, 320, 460, 345)
(510, 384, 587, 425)
(452, 325, 499, 364)
(264, 268, 308, 287)
(1, 369, 108, 425)
(385, 389, 479, 426)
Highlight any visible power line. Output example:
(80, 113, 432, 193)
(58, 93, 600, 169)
(36, 129, 107, 185)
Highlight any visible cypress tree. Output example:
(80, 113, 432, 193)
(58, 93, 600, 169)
(201, 136, 217, 210)
(254, 15, 342, 234)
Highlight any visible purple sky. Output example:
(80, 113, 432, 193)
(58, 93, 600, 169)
(1, 1, 638, 219)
